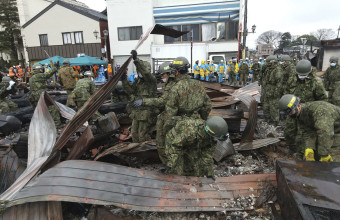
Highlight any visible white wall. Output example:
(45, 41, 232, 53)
(322, 49, 340, 71)
(23, 4, 101, 47)
(17, 0, 51, 27)
(107, 0, 154, 57)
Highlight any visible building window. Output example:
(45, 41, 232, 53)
(118, 26, 143, 41)
(165, 24, 200, 43)
(39, 34, 48, 46)
(74, 31, 83, 44)
(62, 32, 72, 44)
(202, 23, 217, 41)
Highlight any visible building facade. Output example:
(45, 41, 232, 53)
(256, 43, 274, 58)
(17, 0, 109, 63)
(107, 0, 241, 74)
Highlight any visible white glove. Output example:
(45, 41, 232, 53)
(6, 80, 15, 90)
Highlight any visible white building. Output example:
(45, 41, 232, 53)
(106, 0, 242, 74)
(16, 0, 109, 63)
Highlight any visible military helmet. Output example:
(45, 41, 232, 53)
(158, 62, 172, 75)
(63, 59, 70, 65)
(32, 63, 43, 70)
(295, 60, 312, 76)
(115, 81, 123, 90)
(281, 55, 292, 61)
(278, 94, 300, 115)
(330, 56, 339, 63)
(266, 55, 277, 63)
(2, 76, 11, 83)
(170, 56, 190, 71)
(84, 71, 93, 77)
(204, 116, 229, 140)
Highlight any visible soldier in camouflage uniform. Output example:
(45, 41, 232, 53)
(29, 63, 61, 126)
(284, 60, 327, 153)
(165, 116, 228, 177)
(279, 94, 340, 162)
(238, 61, 249, 86)
(111, 81, 129, 103)
(0, 76, 18, 114)
(262, 55, 283, 124)
(281, 55, 295, 93)
(122, 50, 157, 143)
(324, 56, 340, 106)
(229, 59, 237, 86)
(251, 58, 261, 83)
(57, 60, 78, 107)
(133, 62, 177, 164)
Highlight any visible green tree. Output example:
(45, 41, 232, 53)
(278, 32, 292, 49)
(0, 0, 21, 62)
(290, 34, 318, 46)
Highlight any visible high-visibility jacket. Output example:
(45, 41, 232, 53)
(107, 64, 112, 77)
(9, 67, 15, 77)
(17, 67, 24, 77)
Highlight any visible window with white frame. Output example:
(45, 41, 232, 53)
(74, 31, 83, 44)
(62, 32, 72, 44)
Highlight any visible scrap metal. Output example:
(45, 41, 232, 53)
(234, 138, 281, 151)
(277, 160, 340, 220)
(3, 160, 276, 212)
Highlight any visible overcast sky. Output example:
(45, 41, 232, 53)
(79, 0, 340, 49)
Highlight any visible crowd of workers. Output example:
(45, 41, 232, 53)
(1, 50, 340, 177)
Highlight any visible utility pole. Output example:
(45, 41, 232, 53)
(242, 0, 248, 59)
(190, 29, 193, 73)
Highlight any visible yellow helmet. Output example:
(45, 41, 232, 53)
(201, 60, 205, 65)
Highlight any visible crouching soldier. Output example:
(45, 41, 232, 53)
(0, 76, 18, 114)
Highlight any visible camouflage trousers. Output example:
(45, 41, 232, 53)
(66, 89, 76, 107)
(0, 99, 18, 114)
(229, 74, 237, 85)
(263, 98, 280, 123)
(155, 112, 169, 164)
(29, 90, 61, 127)
(239, 72, 247, 86)
(252, 72, 259, 82)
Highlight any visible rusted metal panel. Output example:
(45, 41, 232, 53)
(2, 160, 276, 212)
(234, 138, 281, 151)
(240, 100, 257, 144)
(277, 160, 340, 220)
(209, 109, 243, 119)
(0, 201, 62, 220)
(66, 126, 94, 160)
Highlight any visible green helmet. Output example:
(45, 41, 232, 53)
(84, 71, 93, 77)
(330, 56, 339, 63)
(33, 63, 43, 70)
(204, 116, 229, 140)
(295, 60, 312, 76)
(2, 76, 11, 83)
(115, 81, 123, 90)
(158, 62, 172, 75)
(278, 94, 300, 115)
(63, 60, 70, 65)
(281, 55, 292, 61)
(170, 56, 190, 72)
(266, 55, 277, 63)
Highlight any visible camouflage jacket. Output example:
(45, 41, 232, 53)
(297, 101, 340, 156)
(57, 66, 78, 89)
(281, 62, 295, 92)
(122, 58, 157, 101)
(252, 63, 261, 73)
(323, 65, 340, 91)
(239, 63, 249, 74)
(229, 63, 236, 75)
(259, 63, 267, 86)
(262, 64, 283, 99)
(29, 67, 57, 91)
(0, 83, 16, 100)
(287, 72, 327, 103)
(164, 74, 212, 120)
(72, 78, 96, 101)
(111, 90, 130, 103)
(165, 117, 216, 177)
(143, 77, 177, 109)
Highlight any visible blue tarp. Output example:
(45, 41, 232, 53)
(69, 55, 107, 66)
(37, 56, 66, 65)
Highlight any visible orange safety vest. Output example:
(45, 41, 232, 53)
(17, 67, 24, 77)
(93, 65, 98, 78)
(108, 64, 112, 77)
(9, 67, 15, 77)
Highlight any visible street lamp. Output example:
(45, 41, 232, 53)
(93, 29, 109, 61)
(239, 24, 256, 61)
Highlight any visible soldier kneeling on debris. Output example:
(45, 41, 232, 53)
(0, 76, 18, 114)
(165, 116, 229, 177)
(279, 94, 340, 162)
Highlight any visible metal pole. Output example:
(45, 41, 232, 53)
(337, 25, 340, 39)
(190, 30, 193, 73)
(242, 0, 248, 58)
(105, 36, 109, 62)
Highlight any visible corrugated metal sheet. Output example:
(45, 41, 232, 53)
(4, 160, 276, 212)
(234, 138, 281, 151)
(277, 160, 340, 220)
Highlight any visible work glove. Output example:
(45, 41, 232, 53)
(132, 99, 143, 107)
(304, 148, 315, 161)
(131, 50, 137, 60)
(6, 81, 15, 90)
(320, 155, 333, 162)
